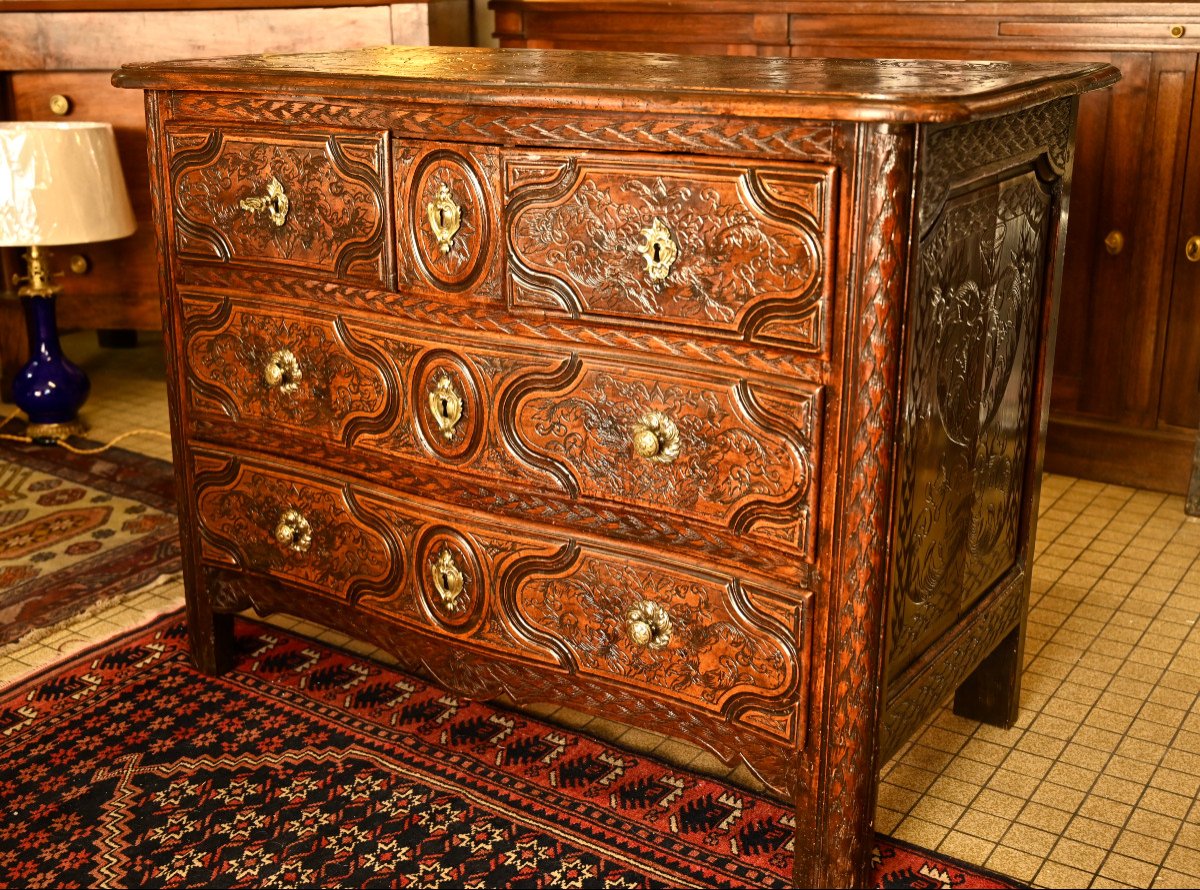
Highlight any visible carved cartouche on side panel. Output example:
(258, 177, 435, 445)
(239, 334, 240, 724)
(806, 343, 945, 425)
(888, 105, 1063, 681)
(506, 152, 834, 352)
(167, 126, 391, 286)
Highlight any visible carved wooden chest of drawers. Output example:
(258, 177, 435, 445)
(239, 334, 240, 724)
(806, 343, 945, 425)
(114, 47, 1117, 886)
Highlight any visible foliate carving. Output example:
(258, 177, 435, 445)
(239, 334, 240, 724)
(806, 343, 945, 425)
(515, 357, 820, 554)
(919, 97, 1072, 231)
(192, 454, 399, 602)
(181, 296, 392, 440)
(172, 94, 838, 162)
(507, 155, 832, 352)
(889, 171, 1050, 679)
(167, 126, 390, 286)
(514, 553, 804, 740)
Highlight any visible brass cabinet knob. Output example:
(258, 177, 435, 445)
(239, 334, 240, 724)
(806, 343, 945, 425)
(68, 254, 91, 275)
(630, 411, 680, 463)
(1171, 24, 1186, 38)
(626, 600, 672, 650)
(239, 175, 289, 227)
(428, 372, 464, 440)
(430, 547, 466, 611)
(48, 94, 72, 116)
(1103, 229, 1125, 255)
(263, 349, 301, 394)
(1187, 235, 1200, 263)
(638, 218, 678, 283)
(274, 509, 312, 553)
(426, 183, 462, 254)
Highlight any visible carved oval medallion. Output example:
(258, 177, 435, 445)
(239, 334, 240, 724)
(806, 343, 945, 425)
(411, 350, 483, 462)
(408, 150, 491, 290)
(415, 525, 485, 632)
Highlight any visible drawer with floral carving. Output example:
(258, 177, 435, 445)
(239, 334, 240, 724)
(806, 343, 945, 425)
(505, 151, 836, 353)
(165, 124, 392, 286)
(180, 291, 821, 561)
(192, 446, 810, 743)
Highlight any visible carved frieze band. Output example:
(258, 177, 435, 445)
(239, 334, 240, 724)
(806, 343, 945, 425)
(171, 94, 838, 162)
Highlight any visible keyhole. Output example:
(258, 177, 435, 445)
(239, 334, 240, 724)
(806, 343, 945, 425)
(440, 397, 450, 418)
(438, 207, 445, 228)
(652, 242, 661, 262)
(440, 570, 450, 589)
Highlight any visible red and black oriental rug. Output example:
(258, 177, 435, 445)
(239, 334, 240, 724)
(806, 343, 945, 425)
(0, 611, 1022, 889)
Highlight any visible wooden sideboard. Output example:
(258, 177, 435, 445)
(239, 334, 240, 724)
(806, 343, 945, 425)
(115, 44, 1116, 885)
(491, 0, 1200, 494)
(0, 0, 470, 397)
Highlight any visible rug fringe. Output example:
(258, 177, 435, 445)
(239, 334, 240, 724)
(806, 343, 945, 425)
(0, 572, 184, 686)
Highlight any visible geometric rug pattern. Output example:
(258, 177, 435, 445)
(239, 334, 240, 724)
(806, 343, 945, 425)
(0, 611, 1021, 888)
(0, 438, 178, 645)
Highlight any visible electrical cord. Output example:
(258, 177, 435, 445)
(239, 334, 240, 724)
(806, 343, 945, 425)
(0, 406, 170, 454)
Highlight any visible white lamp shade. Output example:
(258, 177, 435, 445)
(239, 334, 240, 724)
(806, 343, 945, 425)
(0, 121, 137, 247)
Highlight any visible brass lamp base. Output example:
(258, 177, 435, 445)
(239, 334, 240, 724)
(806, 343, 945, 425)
(26, 419, 87, 443)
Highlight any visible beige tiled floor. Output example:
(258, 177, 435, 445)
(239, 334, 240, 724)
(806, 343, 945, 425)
(2, 330, 1198, 888)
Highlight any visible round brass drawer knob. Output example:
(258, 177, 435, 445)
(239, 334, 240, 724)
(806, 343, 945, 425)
(1186, 235, 1200, 263)
(1171, 24, 1186, 38)
(1103, 230, 1124, 255)
(630, 411, 680, 463)
(48, 94, 72, 116)
(264, 349, 301, 394)
(68, 254, 91, 275)
(626, 600, 672, 650)
(274, 509, 312, 553)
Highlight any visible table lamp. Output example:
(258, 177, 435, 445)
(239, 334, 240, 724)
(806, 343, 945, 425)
(0, 121, 136, 442)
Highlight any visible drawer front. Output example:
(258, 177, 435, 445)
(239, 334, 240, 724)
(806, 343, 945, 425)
(506, 151, 835, 352)
(166, 125, 391, 286)
(192, 448, 808, 741)
(180, 293, 820, 559)
(181, 295, 393, 442)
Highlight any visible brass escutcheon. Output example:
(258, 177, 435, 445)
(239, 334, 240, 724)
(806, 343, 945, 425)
(431, 547, 466, 611)
(426, 184, 462, 254)
(428, 373, 464, 440)
(638, 218, 678, 283)
(264, 349, 302, 394)
(239, 176, 289, 227)
(1186, 235, 1200, 263)
(626, 600, 672, 650)
(630, 411, 680, 463)
(274, 509, 312, 553)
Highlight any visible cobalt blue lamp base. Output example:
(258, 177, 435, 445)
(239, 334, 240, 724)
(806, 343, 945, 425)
(13, 289, 89, 444)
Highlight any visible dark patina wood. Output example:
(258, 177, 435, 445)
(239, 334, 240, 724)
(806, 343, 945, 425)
(491, 0, 1200, 495)
(115, 45, 1117, 888)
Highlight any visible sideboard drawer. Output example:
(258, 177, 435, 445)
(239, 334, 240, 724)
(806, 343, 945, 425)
(505, 151, 836, 353)
(166, 125, 392, 287)
(193, 447, 808, 742)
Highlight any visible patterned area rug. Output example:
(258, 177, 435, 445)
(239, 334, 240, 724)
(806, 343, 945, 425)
(0, 437, 179, 645)
(0, 611, 1021, 888)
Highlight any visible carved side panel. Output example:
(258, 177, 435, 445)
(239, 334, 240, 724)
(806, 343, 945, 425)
(513, 355, 821, 554)
(888, 114, 1059, 681)
(166, 125, 391, 286)
(506, 152, 835, 352)
(516, 556, 808, 742)
(181, 294, 393, 441)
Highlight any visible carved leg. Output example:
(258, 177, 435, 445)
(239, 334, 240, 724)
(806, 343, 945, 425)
(187, 597, 235, 675)
(953, 624, 1022, 727)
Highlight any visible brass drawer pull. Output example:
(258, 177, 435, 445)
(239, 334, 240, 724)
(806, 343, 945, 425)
(48, 94, 72, 116)
(1171, 24, 1186, 38)
(626, 600, 672, 650)
(427, 184, 462, 254)
(1186, 235, 1200, 263)
(638, 218, 678, 283)
(431, 547, 466, 611)
(264, 349, 301, 394)
(1103, 229, 1124, 255)
(631, 411, 680, 463)
(239, 175, 289, 227)
(274, 509, 312, 553)
(429, 373, 464, 440)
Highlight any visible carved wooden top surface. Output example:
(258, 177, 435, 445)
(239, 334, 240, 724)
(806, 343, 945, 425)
(113, 45, 1119, 123)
